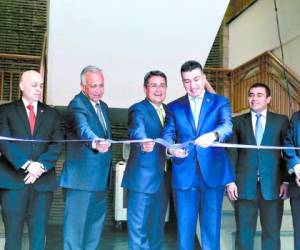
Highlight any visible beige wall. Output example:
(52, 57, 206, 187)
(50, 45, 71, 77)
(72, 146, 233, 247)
(228, 0, 300, 76)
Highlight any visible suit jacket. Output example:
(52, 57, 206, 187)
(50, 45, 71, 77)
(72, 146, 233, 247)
(0, 99, 63, 192)
(228, 111, 289, 200)
(122, 99, 166, 194)
(60, 92, 112, 192)
(283, 111, 300, 198)
(162, 92, 234, 189)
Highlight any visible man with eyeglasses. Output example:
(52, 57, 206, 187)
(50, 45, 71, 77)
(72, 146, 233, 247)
(122, 70, 170, 250)
(60, 65, 112, 250)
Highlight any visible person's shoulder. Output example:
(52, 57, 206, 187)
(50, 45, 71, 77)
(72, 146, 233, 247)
(207, 92, 229, 103)
(232, 112, 249, 122)
(167, 95, 186, 108)
(268, 111, 288, 121)
(0, 100, 21, 112)
(129, 99, 148, 111)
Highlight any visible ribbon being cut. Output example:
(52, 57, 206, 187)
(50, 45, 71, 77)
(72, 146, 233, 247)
(0, 135, 299, 151)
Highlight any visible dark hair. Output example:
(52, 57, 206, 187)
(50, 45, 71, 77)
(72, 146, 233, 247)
(249, 83, 271, 97)
(181, 60, 203, 73)
(143, 70, 167, 87)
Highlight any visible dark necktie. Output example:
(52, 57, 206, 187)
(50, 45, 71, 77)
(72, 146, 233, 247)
(27, 104, 36, 135)
(95, 103, 107, 134)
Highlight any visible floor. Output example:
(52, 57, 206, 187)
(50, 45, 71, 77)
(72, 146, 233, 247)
(45, 223, 201, 250)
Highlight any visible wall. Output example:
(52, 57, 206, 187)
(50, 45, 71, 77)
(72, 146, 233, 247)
(47, 0, 229, 108)
(228, 0, 300, 76)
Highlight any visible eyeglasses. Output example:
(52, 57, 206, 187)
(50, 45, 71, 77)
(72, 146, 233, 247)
(147, 83, 167, 89)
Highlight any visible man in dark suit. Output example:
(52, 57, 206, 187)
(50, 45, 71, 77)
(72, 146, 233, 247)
(227, 83, 289, 250)
(162, 60, 234, 250)
(283, 112, 300, 250)
(122, 70, 169, 250)
(0, 70, 63, 250)
(60, 65, 112, 250)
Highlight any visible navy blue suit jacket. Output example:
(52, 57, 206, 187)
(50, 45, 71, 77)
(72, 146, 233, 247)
(122, 99, 166, 194)
(162, 92, 234, 189)
(228, 111, 289, 200)
(0, 100, 63, 192)
(284, 111, 300, 198)
(60, 92, 112, 192)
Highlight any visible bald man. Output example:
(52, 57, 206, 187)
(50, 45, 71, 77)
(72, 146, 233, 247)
(0, 70, 63, 250)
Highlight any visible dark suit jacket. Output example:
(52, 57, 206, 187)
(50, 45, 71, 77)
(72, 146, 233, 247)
(122, 99, 166, 194)
(228, 111, 289, 200)
(162, 92, 234, 189)
(283, 111, 300, 198)
(60, 92, 112, 192)
(0, 100, 63, 192)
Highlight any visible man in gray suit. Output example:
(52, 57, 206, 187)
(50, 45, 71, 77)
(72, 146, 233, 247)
(227, 83, 289, 250)
(60, 65, 112, 250)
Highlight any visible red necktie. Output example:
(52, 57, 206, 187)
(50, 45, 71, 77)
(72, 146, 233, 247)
(27, 104, 36, 135)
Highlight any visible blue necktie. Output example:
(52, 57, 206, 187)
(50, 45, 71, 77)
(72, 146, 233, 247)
(255, 113, 263, 146)
(96, 103, 107, 135)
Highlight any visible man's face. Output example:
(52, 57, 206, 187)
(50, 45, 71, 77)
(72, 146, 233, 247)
(144, 75, 167, 106)
(81, 71, 105, 103)
(248, 87, 271, 113)
(181, 68, 205, 97)
(19, 71, 43, 103)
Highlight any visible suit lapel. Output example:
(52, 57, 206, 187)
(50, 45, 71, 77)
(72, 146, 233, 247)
(197, 92, 212, 135)
(34, 102, 45, 136)
(261, 111, 273, 145)
(182, 95, 197, 134)
(144, 99, 163, 128)
(244, 112, 256, 145)
(100, 101, 111, 138)
(15, 99, 31, 136)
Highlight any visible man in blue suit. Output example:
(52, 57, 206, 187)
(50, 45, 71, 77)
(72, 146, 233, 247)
(162, 60, 234, 250)
(60, 65, 112, 250)
(283, 112, 300, 250)
(122, 70, 169, 250)
(0, 70, 63, 250)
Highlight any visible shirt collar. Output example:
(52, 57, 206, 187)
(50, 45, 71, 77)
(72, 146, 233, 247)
(22, 97, 38, 110)
(147, 99, 164, 111)
(188, 90, 205, 102)
(251, 109, 267, 118)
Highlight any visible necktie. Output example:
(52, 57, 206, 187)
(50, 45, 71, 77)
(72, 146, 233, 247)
(191, 97, 200, 128)
(27, 104, 36, 135)
(255, 113, 263, 146)
(157, 107, 168, 171)
(156, 107, 164, 126)
(95, 103, 107, 134)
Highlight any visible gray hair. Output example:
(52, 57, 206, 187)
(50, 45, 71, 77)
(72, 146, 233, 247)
(80, 65, 102, 85)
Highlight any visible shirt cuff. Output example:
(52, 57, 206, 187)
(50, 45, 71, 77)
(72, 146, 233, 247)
(21, 160, 31, 170)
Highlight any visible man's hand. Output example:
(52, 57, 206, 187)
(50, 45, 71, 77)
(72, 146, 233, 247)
(95, 140, 111, 153)
(140, 141, 155, 152)
(226, 183, 238, 201)
(26, 161, 45, 178)
(294, 164, 300, 179)
(168, 148, 188, 158)
(279, 183, 289, 199)
(204, 76, 216, 94)
(194, 132, 217, 148)
(24, 172, 38, 184)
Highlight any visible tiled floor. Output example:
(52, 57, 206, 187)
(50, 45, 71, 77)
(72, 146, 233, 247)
(45, 223, 201, 250)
